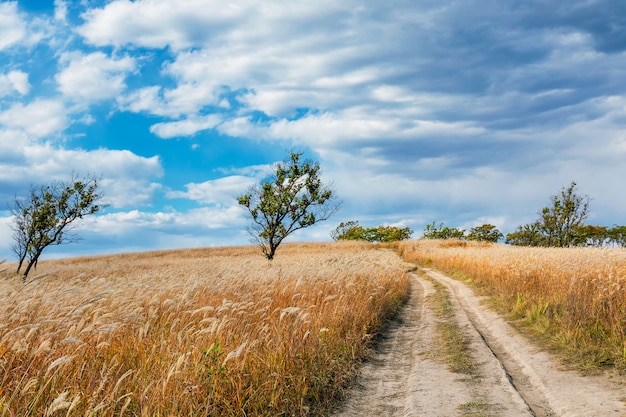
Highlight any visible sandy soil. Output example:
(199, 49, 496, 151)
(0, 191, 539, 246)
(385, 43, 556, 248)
(332, 265, 626, 417)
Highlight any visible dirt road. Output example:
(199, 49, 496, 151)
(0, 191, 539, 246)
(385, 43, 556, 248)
(333, 266, 626, 417)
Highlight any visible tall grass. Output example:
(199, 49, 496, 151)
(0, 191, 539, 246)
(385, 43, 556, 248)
(397, 239, 626, 370)
(0, 242, 409, 416)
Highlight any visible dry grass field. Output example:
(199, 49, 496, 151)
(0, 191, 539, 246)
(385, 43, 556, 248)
(0, 242, 409, 416)
(397, 239, 626, 371)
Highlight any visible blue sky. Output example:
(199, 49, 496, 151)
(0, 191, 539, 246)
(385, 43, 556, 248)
(1, 0, 626, 260)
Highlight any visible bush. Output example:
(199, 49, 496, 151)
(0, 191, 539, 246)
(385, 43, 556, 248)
(331, 221, 413, 243)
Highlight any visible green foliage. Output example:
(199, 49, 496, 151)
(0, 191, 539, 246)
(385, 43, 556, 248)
(574, 224, 626, 248)
(505, 222, 544, 246)
(422, 222, 465, 240)
(238, 152, 340, 260)
(466, 224, 503, 243)
(608, 225, 626, 247)
(11, 175, 105, 280)
(576, 225, 609, 247)
(539, 181, 589, 247)
(507, 182, 591, 247)
(203, 343, 226, 377)
(330, 221, 365, 241)
(331, 221, 413, 242)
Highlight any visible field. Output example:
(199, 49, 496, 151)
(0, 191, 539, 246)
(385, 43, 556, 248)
(397, 239, 626, 371)
(0, 242, 409, 417)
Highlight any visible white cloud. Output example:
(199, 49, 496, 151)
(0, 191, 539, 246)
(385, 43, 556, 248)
(77, 0, 247, 50)
(149, 115, 222, 138)
(0, 145, 163, 209)
(0, 129, 30, 160)
(90, 205, 246, 235)
(54, 0, 68, 22)
(0, 215, 13, 256)
(120, 84, 223, 122)
(0, 71, 30, 96)
(56, 51, 135, 101)
(0, 99, 67, 138)
(0, 2, 26, 50)
(88, 1, 396, 121)
(0, 205, 251, 261)
(167, 176, 256, 205)
(219, 109, 485, 151)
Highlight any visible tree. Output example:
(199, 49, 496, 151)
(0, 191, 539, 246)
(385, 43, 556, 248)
(330, 221, 366, 241)
(608, 225, 626, 247)
(538, 182, 590, 247)
(331, 221, 413, 242)
(11, 175, 105, 280)
(237, 152, 340, 260)
(371, 225, 413, 242)
(575, 225, 609, 247)
(466, 224, 503, 242)
(422, 222, 465, 240)
(505, 222, 544, 246)
(507, 182, 591, 247)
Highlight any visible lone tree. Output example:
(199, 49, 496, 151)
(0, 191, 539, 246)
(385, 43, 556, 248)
(506, 182, 590, 247)
(538, 181, 589, 247)
(11, 175, 105, 280)
(237, 152, 340, 260)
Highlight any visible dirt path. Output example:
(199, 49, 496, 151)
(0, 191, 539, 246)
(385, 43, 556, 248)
(332, 266, 626, 417)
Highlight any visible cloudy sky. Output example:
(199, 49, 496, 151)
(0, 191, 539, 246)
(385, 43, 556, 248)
(1, 0, 626, 260)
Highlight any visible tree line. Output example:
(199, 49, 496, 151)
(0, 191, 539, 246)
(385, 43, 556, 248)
(7, 152, 624, 281)
(504, 182, 626, 247)
(423, 182, 626, 248)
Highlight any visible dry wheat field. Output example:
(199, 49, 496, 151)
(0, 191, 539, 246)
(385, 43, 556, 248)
(398, 239, 626, 371)
(0, 242, 409, 417)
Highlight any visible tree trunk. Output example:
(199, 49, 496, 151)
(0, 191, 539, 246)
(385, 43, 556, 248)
(22, 249, 42, 281)
(16, 258, 24, 275)
(22, 259, 35, 281)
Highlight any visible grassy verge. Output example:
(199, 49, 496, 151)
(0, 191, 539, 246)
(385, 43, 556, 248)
(397, 240, 626, 372)
(420, 271, 477, 375)
(0, 242, 409, 416)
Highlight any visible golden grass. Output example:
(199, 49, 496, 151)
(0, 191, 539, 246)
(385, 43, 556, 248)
(0, 242, 409, 416)
(397, 239, 626, 371)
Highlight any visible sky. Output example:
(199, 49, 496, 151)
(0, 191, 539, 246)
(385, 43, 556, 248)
(1, 0, 626, 260)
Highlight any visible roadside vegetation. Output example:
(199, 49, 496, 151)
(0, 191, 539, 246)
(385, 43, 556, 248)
(397, 239, 626, 371)
(0, 242, 409, 416)
(423, 272, 477, 375)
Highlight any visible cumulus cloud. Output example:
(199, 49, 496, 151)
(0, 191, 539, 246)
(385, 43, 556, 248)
(0, 99, 67, 138)
(150, 115, 222, 139)
(0, 2, 26, 50)
(56, 51, 135, 102)
(0, 214, 13, 248)
(167, 176, 256, 205)
(77, 0, 248, 50)
(0, 71, 30, 96)
(0, 145, 163, 210)
(4, 0, 626, 259)
(54, 0, 68, 22)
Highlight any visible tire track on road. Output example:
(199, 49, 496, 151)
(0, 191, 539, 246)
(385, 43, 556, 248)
(334, 267, 533, 416)
(423, 268, 626, 417)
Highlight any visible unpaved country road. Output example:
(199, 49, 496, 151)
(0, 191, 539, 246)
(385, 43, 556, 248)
(333, 266, 626, 417)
